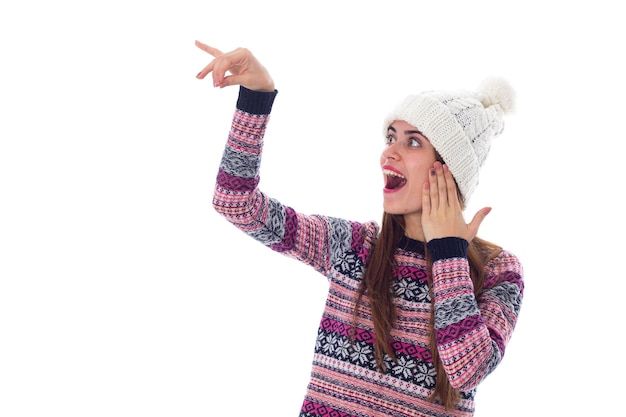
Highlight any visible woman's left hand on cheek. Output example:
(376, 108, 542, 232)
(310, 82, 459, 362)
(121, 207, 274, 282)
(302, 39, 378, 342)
(421, 162, 491, 242)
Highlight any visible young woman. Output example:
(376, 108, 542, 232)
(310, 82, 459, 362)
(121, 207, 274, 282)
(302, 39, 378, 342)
(196, 41, 524, 417)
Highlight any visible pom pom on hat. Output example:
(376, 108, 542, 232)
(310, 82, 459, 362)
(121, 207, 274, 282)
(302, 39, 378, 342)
(478, 77, 516, 114)
(383, 78, 516, 205)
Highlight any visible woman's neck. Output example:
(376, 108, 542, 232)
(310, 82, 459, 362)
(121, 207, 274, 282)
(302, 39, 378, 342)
(402, 213, 425, 241)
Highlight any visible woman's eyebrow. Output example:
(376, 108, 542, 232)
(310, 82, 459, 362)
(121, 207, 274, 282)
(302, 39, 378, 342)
(405, 129, 423, 136)
(387, 125, 425, 138)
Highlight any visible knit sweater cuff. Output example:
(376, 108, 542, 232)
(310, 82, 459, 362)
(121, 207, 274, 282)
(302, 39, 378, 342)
(236, 86, 278, 115)
(427, 237, 468, 261)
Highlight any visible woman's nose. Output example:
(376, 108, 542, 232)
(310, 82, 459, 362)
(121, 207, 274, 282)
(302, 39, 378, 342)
(382, 142, 400, 161)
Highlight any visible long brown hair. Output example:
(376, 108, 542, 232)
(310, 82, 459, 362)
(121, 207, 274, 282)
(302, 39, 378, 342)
(353, 205, 502, 410)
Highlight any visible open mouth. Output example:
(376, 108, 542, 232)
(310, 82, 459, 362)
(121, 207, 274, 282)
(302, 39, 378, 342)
(383, 169, 407, 190)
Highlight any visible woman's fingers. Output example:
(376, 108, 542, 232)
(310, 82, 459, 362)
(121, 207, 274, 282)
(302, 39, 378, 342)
(435, 162, 448, 207)
(467, 207, 492, 241)
(195, 40, 223, 58)
(196, 60, 215, 80)
(443, 164, 460, 209)
(422, 180, 431, 216)
(422, 162, 489, 242)
(195, 42, 275, 91)
(211, 48, 252, 86)
(429, 162, 459, 209)
(194, 41, 236, 85)
(428, 165, 440, 209)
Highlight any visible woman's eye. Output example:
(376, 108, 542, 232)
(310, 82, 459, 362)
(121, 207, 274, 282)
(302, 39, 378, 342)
(385, 135, 395, 145)
(409, 138, 421, 147)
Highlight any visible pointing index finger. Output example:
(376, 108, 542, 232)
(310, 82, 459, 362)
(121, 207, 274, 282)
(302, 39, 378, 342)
(195, 41, 224, 81)
(195, 40, 223, 58)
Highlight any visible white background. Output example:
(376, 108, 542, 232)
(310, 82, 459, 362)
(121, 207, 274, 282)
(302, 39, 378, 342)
(1, 1, 624, 416)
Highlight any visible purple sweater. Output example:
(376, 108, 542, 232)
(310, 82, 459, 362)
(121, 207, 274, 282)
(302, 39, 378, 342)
(212, 87, 524, 417)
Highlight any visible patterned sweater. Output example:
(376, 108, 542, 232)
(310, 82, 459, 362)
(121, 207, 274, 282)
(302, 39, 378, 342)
(212, 87, 524, 417)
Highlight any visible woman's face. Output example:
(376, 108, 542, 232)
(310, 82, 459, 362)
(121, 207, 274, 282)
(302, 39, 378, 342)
(380, 120, 438, 219)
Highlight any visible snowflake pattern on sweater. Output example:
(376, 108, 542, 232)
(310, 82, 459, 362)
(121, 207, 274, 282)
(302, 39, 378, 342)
(212, 87, 524, 417)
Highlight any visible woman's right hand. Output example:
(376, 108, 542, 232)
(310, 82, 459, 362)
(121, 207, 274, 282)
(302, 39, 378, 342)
(195, 41, 275, 92)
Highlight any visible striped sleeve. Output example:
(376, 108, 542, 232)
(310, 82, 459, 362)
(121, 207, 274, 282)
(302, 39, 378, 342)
(427, 237, 524, 391)
(212, 87, 368, 276)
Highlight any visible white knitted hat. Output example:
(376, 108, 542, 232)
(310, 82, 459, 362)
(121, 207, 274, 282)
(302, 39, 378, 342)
(383, 77, 516, 205)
